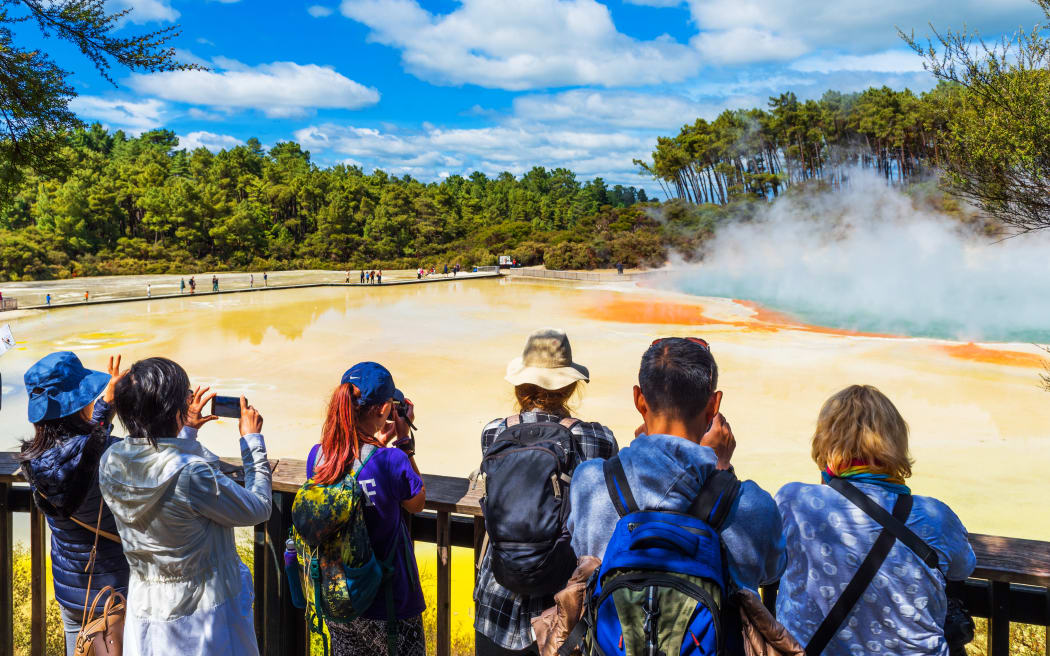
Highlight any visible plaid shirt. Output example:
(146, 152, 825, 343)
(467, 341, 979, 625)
(474, 411, 618, 649)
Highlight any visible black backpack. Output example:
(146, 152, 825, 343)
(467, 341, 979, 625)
(480, 414, 581, 596)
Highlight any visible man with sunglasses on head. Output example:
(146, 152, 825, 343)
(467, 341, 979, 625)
(567, 336, 786, 599)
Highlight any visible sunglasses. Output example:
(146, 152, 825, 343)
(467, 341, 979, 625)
(651, 337, 710, 351)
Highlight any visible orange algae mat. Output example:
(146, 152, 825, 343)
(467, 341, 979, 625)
(582, 295, 1043, 369)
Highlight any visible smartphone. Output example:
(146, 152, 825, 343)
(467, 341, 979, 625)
(211, 395, 241, 418)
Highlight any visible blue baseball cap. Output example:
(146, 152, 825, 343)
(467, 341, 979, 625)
(24, 352, 109, 423)
(340, 362, 400, 406)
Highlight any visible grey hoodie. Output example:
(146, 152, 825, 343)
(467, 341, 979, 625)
(568, 433, 786, 592)
(98, 428, 271, 655)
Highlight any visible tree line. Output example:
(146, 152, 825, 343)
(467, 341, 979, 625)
(0, 126, 668, 279)
(637, 83, 962, 204)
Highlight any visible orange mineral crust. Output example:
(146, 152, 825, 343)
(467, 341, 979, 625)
(938, 342, 1045, 368)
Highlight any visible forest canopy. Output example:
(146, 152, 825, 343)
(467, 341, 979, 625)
(0, 81, 990, 281)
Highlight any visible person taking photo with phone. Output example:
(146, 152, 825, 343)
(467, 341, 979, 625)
(98, 357, 271, 656)
(18, 352, 130, 656)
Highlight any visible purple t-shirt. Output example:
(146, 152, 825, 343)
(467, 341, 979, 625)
(308, 444, 426, 620)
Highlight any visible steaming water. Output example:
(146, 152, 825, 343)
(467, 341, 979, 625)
(666, 174, 1050, 343)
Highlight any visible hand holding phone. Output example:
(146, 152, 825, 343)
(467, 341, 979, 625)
(186, 386, 218, 430)
(238, 396, 263, 436)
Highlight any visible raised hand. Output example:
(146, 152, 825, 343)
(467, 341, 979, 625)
(102, 355, 128, 403)
(186, 385, 218, 430)
(700, 413, 736, 471)
(238, 396, 263, 436)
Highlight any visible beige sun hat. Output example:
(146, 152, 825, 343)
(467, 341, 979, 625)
(504, 328, 590, 390)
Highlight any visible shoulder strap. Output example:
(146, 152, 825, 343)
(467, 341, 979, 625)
(828, 478, 940, 570)
(558, 417, 581, 430)
(350, 444, 378, 481)
(33, 488, 121, 544)
(306, 443, 321, 479)
(689, 469, 741, 531)
(603, 455, 639, 517)
(506, 414, 521, 427)
(804, 492, 913, 656)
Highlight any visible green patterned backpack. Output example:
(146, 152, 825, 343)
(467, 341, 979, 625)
(292, 444, 398, 656)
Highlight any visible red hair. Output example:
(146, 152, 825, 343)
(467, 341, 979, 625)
(314, 383, 379, 485)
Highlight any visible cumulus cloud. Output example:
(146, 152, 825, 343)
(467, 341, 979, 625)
(308, 5, 334, 16)
(790, 49, 926, 74)
(512, 90, 730, 129)
(129, 61, 380, 118)
(177, 131, 243, 151)
(339, 0, 701, 90)
(683, 0, 1038, 63)
(68, 96, 167, 133)
(107, 0, 178, 23)
(294, 122, 655, 186)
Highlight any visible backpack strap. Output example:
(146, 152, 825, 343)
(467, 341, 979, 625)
(689, 469, 741, 531)
(506, 414, 521, 427)
(603, 455, 639, 517)
(306, 443, 321, 479)
(827, 478, 940, 569)
(558, 417, 581, 430)
(804, 490, 913, 656)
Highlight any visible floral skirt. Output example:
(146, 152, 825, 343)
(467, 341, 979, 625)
(328, 614, 425, 656)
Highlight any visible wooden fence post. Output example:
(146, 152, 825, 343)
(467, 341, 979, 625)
(987, 580, 1011, 656)
(0, 482, 12, 656)
(436, 511, 451, 656)
(30, 504, 47, 656)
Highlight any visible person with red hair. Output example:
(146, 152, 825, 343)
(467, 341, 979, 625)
(305, 362, 426, 656)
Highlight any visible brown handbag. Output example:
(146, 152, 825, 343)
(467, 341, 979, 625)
(73, 498, 126, 656)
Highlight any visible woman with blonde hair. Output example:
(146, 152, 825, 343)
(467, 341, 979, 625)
(775, 385, 976, 656)
(473, 328, 618, 656)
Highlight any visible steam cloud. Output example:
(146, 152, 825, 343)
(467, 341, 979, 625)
(663, 171, 1050, 343)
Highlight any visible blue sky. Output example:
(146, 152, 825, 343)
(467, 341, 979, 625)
(31, 0, 1045, 192)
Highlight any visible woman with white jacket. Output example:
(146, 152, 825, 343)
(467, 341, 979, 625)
(99, 357, 271, 655)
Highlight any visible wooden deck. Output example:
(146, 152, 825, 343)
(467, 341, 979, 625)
(0, 452, 1047, 655)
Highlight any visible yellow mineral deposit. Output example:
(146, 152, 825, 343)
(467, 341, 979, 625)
(0, 274, 1047, 542)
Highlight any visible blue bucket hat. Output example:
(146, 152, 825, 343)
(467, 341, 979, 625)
(340, 362, 401, 406)
(25, 351, 109, 423)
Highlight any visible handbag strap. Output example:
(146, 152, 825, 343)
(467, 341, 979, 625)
(80, 496, 106, 629)
(804, 488, 913, 655)
(33, 488, 121, 544)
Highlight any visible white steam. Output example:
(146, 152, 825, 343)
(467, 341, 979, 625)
(664, 171, 1050, 343)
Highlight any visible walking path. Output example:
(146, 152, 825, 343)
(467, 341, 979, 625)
(12, 271, 500, 311)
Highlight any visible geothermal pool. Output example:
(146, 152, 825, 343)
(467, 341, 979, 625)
(0, 275, 1047, 541)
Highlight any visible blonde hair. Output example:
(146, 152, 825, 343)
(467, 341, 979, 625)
(514, 382, 581, 418)
(811, 385, 913, 479)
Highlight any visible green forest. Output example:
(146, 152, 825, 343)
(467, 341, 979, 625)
(0, 81, 984, 281)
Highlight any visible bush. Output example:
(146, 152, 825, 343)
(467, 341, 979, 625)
(544, 241, 597, 270)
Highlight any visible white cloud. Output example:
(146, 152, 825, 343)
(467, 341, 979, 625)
(339, 0, 701, 90)
(308, 5, 335, 17)
(691, 27, 807, 64)
(790, 49, 926, 74)
(177, 131, 243, 151)
(623, 0, 682, 5)
(129, 61, 380, 118)
(107, 0, 179, 23)
(512, 90, 727, 129)
(682, 0, 1038, 63)
(295, 122, 657, 186)
(68, 96, 167, 133)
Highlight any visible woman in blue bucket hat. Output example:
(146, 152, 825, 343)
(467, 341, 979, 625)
(18, 351, 130, 656)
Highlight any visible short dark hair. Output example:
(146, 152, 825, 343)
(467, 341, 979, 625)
(113, 357, 190, 447)
(638, 338, 718, 421)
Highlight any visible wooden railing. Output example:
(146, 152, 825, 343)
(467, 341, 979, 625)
(0, 453, 1048, 656)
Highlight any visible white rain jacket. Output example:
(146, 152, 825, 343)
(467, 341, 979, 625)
(98, 428, 271, 656)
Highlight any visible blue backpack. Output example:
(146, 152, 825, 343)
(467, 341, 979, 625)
(565, 455, 741, 656)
